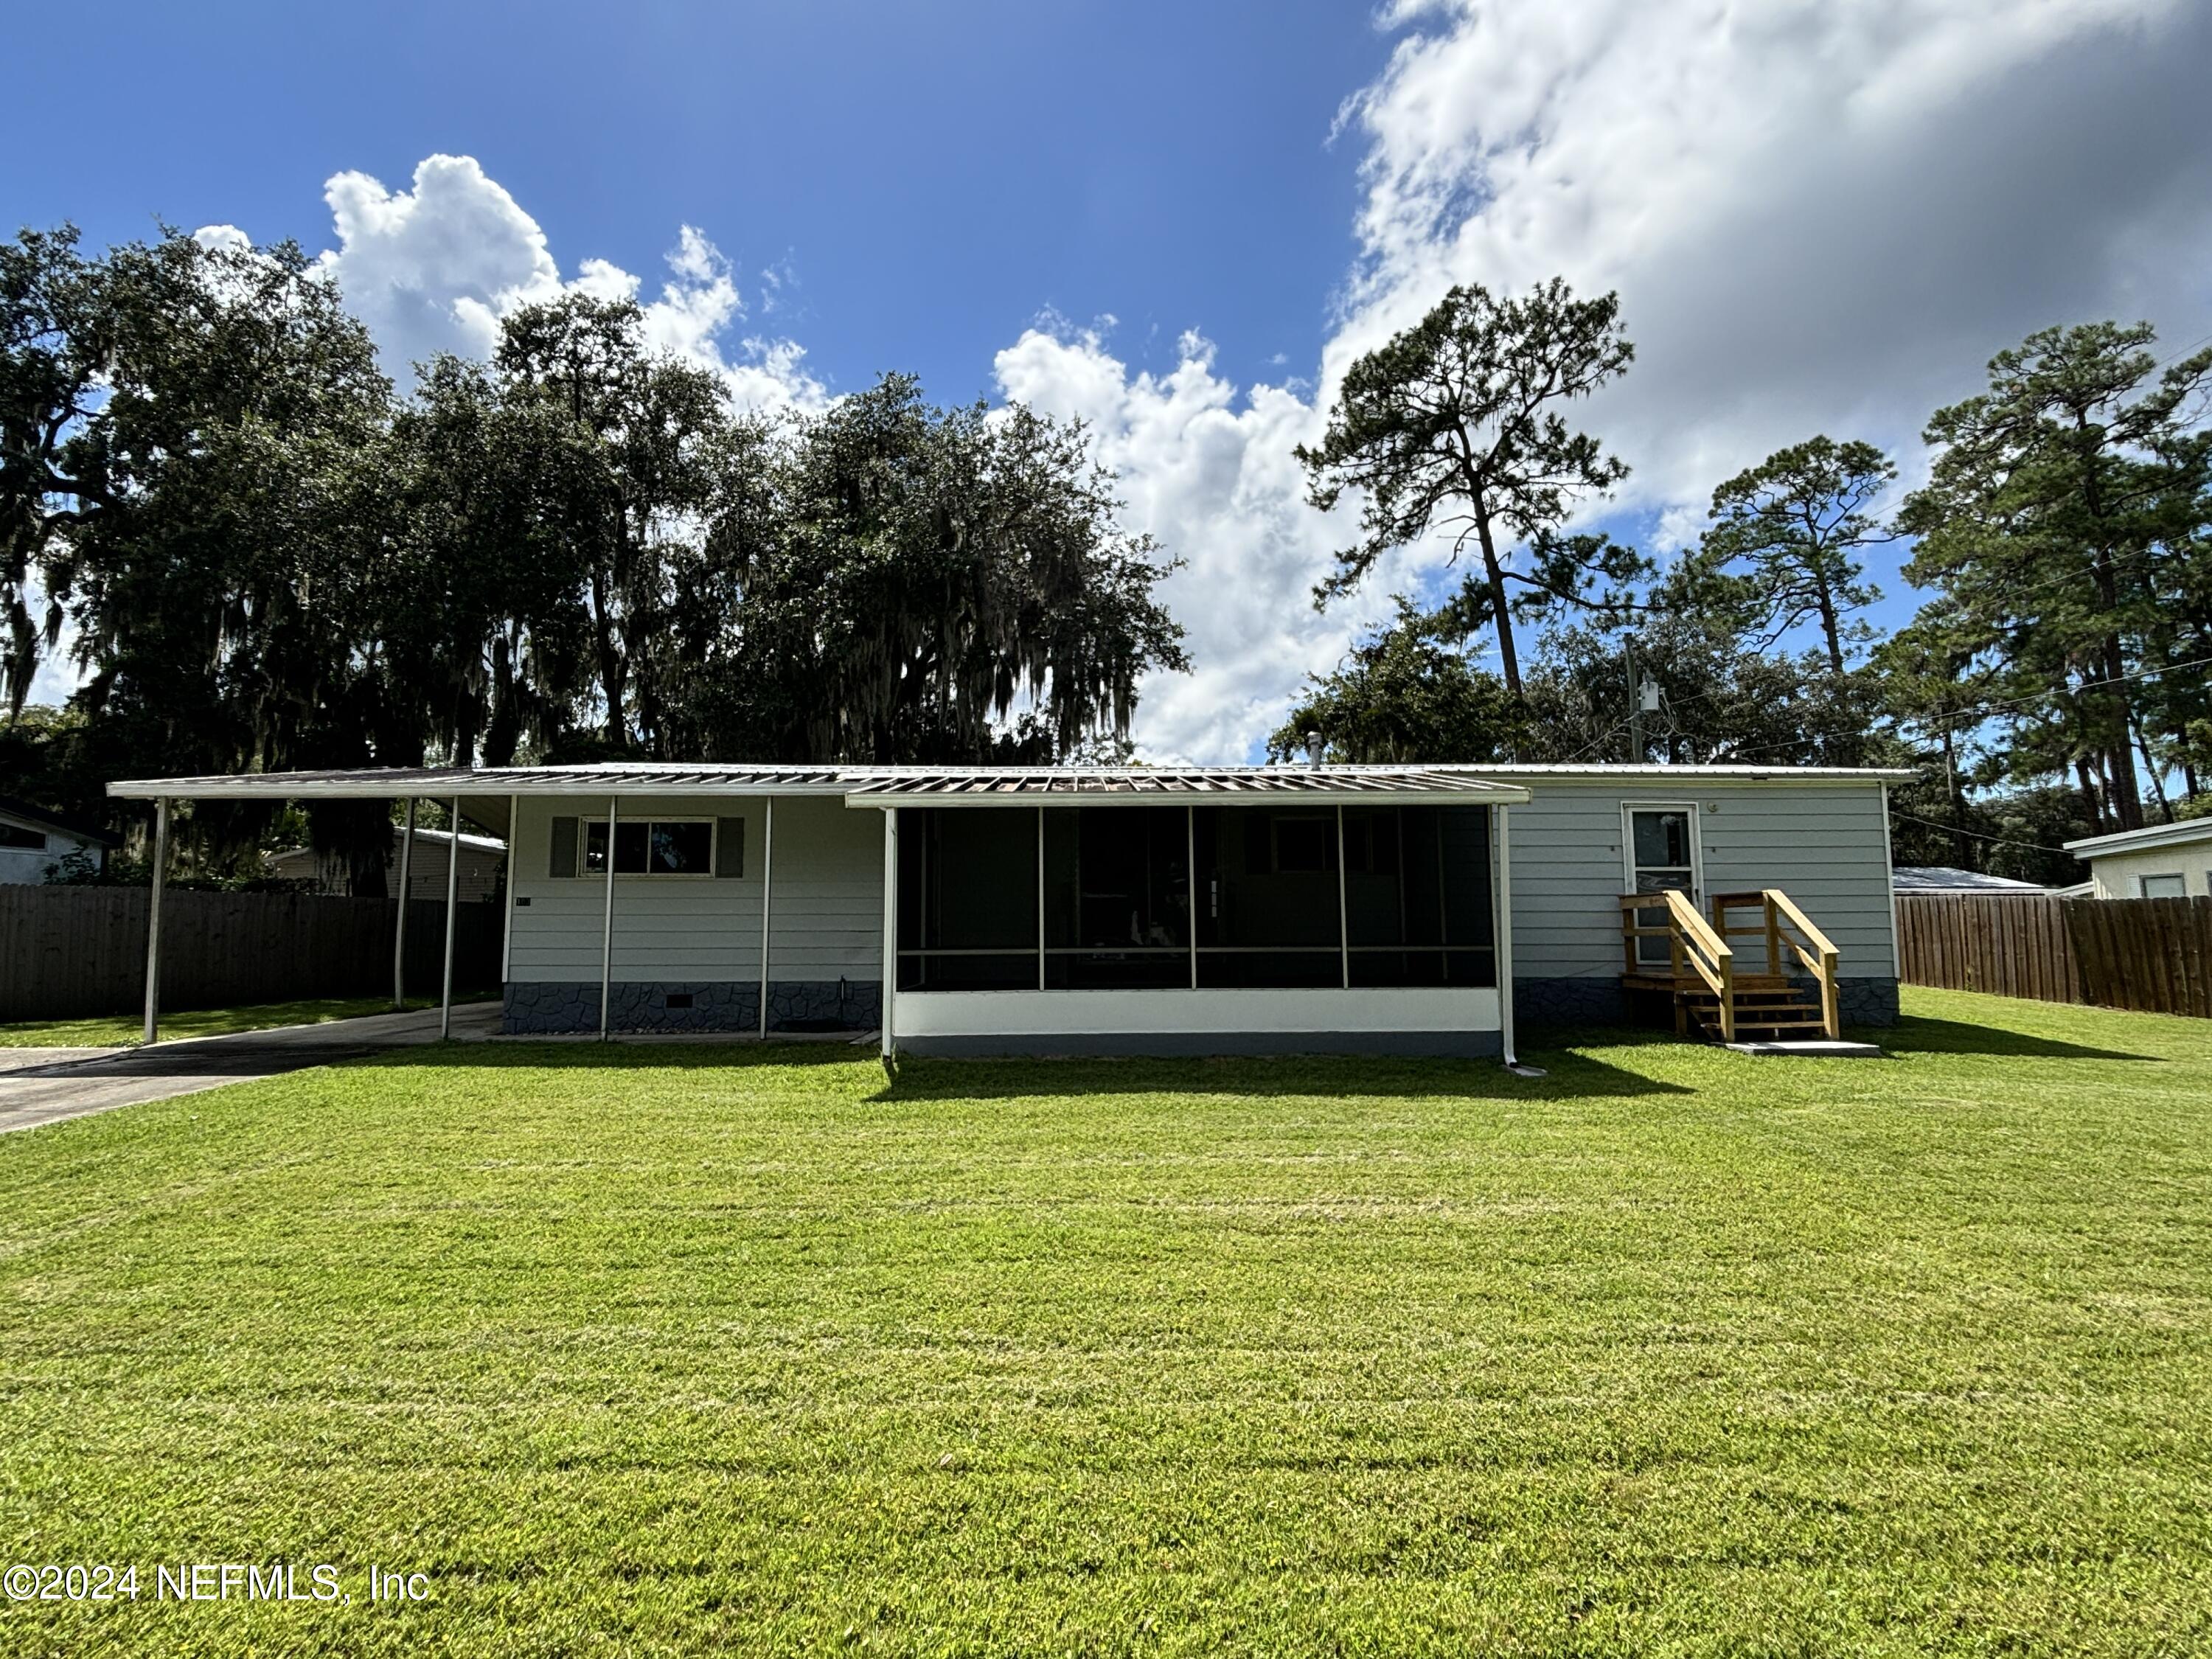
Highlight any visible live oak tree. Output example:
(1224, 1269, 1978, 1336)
(703, 376, 1187, 763)
(1670, 435, 1893, 673)
(0, 226, 402, 883)
(1899, 321, 2212, 832)
(493, 292, 740, 754)
(2, 223, 1191, 882)
(1296, 279, 1641, 694)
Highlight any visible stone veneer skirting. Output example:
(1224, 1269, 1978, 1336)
(1512, 975, 1900, 1030)
(503, 979, 882, 1035)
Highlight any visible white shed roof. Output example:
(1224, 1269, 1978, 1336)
(2064, 817, 2212, 858)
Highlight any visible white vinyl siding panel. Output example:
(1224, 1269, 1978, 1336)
(1506, 780, 1898, 981)
(765, 796, 886, 980)
(504, 793, 884, 983)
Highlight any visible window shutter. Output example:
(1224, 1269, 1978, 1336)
(549, 816, 578, 878)
(716, 818, 745, 877)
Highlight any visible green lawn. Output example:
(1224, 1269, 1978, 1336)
(1, 988, 2207, 1656)
(0, 994, 493, 1048)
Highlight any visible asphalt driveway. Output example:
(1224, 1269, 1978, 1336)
(0, 1003, 503, 1135)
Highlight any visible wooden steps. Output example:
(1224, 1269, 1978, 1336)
(1619, 888, 1846, 1046)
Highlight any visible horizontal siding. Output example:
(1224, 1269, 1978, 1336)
(506, 783, 1895, 989)
(1507, 780, 1896, 981)
(506, 793, 884, 983)
(768, 796, 886, 978)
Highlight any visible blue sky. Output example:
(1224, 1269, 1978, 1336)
(10, 0, 1385, 404)
(14, 1, 2212, 759)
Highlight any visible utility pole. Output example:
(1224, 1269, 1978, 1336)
(1626, 640, 1644, 765)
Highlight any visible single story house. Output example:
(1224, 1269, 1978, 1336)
(108, 762, 1910, 1057)
(0, 794, 116, 885)
(1891, 866, 2056, 896)
(2062, 818, 2212, 900)
(267, 823, 508, 903)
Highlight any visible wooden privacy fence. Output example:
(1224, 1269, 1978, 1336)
(2065, 897, 2212, 1018)
(1896, 892, 2212, 1018)
(0, 887, 504, 1021)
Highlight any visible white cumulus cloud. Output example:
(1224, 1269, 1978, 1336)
(1015, 0, 2212, 760)
(307, 154, 822, 409)
(994, 325, 1409, 765)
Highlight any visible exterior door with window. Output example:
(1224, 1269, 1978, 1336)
(1626, 805, 1699, 967)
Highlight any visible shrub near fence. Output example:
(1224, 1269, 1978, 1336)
(0, 887, 504, 1021)
(1896, 892, 2212, 1018)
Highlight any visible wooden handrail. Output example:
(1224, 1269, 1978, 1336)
(1710, 888, 1841, 1040)
(1619, 890, 1734, 1040)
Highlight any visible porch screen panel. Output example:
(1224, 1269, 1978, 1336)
(1343, 805, 1495, 987)
(1192, 806, 1343, 987)
(896, 807, 1038, 990)
(1043, 807, 1190, 988)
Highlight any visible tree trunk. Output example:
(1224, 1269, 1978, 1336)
(2099, 641, 2143, 830)
(589, 567, 625, 748)
(483, 633, 521, 769)
(2075, 755, 2105, 836)
(1472, 508, 1521, 695)
(1942, 726, 1971, 869)
(2130, 704, 2174, 824)
(1816, 577, 1845, 675)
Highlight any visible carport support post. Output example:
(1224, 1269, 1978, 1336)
(439, 797, 462, 1040)
(599, 794, 619, 1040)
(757, 796, 774, 1038)
(1495, 804, 1517, 1068)
(392, 798, 416, 1010)
(880, 807, 897, 1060)
(142, 797, 170, 1046)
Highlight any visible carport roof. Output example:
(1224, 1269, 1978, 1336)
(105, 762, 1532, 807)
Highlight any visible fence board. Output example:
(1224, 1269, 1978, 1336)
(1897, 892, 2085, 1004)
(0, 888, 504, 1021)
(1898, 891, 2212, 1017)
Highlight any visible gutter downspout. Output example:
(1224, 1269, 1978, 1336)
(500, 793, 518, 998)
(1496, 801, 1534, 1074)
(1879, 780, 1901, 989)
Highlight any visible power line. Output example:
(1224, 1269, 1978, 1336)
(1707, 651, 2212, 763)
(1889, 809, 2076, 856)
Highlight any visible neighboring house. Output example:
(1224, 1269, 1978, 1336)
(2062, 818, 2212, 900)
(266, 824, 507, 902)
(1891, 866, 2057, 896)
(0, 795, 116, 884)
(112, 762, 1910, 1053)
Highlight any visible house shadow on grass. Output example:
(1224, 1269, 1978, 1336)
(357, 1040, 1688, 1102)
(1877, 1015, 2157, 1062)
(873, 1048, 1690, 1103)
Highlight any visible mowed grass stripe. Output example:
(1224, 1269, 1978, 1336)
(1, 987, 2208, 1655)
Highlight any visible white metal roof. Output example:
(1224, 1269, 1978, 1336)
(105, 762, 1534, 807)
(1891, 866, 2055, 894)
(2064, 816, 2212, 858)
(103, 758, 1917, 815)
(1463, 762, 1915, 782)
